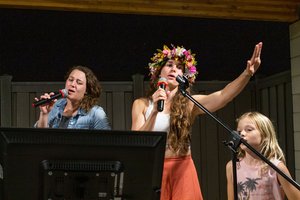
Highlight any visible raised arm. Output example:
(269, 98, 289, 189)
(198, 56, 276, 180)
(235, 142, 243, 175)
(192, 42, 262, 116)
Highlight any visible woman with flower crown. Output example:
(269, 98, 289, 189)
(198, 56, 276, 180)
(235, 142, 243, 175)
(131, 42, 262, 200)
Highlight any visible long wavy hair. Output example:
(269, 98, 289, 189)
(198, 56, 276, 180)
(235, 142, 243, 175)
(65, 65, 102, 112)
(147, 62, 193, 154)
(237, 111, 286, 163)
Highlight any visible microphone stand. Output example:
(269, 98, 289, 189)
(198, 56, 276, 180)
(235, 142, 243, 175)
(176, 75, 300, 200)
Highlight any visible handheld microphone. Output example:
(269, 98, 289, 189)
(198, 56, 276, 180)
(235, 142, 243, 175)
(157, 77, 168, 112)
(32, 89, 68, 108)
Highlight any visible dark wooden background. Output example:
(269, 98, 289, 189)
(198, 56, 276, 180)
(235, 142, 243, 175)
(0, 7, 292, 83)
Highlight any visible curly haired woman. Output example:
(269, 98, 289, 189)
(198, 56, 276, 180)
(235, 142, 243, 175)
(131, 43, 262, 200)
(35, 65, 110, 130)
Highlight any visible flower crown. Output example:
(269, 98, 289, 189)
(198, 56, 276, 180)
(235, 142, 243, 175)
(148, 45, 198, 83)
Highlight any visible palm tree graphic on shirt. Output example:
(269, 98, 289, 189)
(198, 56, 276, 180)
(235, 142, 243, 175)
(237, 177, 261, 200)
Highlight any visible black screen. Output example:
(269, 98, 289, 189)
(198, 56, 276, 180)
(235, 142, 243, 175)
(0, 127, 166, 200)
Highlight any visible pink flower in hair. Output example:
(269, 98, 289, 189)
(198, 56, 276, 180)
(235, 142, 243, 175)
(163, 49, 169, 56)
(189, 66, 197, 73)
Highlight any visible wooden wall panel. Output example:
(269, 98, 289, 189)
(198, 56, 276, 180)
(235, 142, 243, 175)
(256, 71, 295, 177)
(124, 92, 133, 130)
(285, 81, 295, 176)
(0, 75, 12, 127)
(15, 92, 30, 127)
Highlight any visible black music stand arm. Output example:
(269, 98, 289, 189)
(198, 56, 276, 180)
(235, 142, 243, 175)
(223, 140, 239, 200)
(176, 76, 300, 200)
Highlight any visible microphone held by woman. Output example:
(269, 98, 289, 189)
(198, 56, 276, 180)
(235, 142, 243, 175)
(32, 89, 68, 108)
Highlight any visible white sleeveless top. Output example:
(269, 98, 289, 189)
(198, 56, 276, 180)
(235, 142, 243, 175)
(145, 100, 170, 132)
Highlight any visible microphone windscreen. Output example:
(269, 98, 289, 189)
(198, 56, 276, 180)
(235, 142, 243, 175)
(157, 77, 168, 88)
(60, 89, 68, 98)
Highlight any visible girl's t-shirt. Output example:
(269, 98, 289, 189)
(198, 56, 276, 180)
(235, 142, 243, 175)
(236, 158, 285, 200)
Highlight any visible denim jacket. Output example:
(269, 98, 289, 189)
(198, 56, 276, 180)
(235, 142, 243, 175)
(39, 98, 111, 130)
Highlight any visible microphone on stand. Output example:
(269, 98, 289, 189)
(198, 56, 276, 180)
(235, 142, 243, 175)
(157, 77, 168, 112)
(32, 89, 68, 107)
(176, 75, 189, 96)
(176, 75, 189, 88)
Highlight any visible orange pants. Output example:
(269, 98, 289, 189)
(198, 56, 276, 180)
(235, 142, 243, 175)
(160, 155, 203, 200)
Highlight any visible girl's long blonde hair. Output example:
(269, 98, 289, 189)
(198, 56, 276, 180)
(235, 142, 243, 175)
(237, 111, 286, 163)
